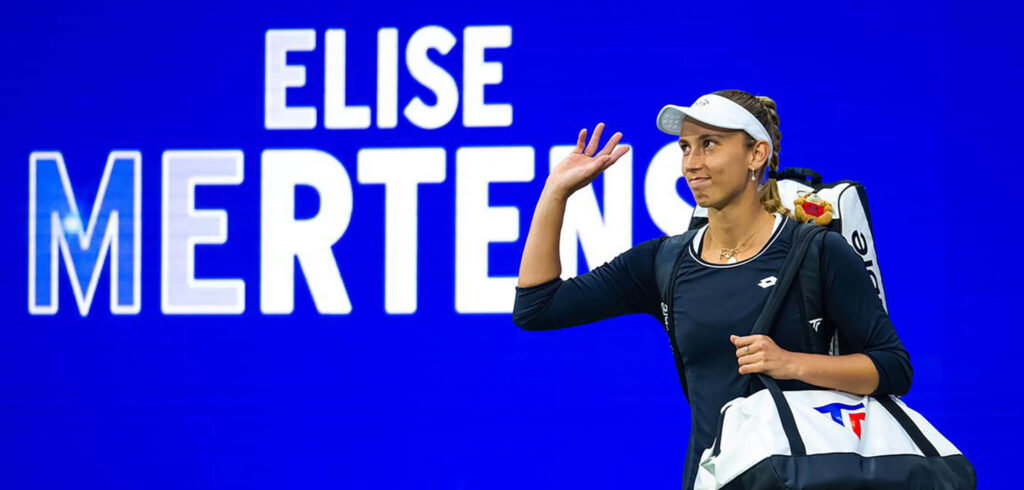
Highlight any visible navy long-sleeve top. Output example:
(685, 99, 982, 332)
(512, 212, 913, 490)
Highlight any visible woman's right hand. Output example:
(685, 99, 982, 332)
(545, 122, 631, 200)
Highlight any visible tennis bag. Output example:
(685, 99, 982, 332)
(689, 167, 888, 313)
(692, 223, 976, 489)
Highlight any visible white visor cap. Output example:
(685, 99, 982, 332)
(656, 93, 773, 156)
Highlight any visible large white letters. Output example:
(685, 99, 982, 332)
(376, 28, 399, 129)
(645, 142, 693, 236)
(357, 147, 446, 314)
(325, 29, 372, 129)
(29, 151, 141, 316)
(404, 26, 459, 130)
(264, 26, 512, 130)
(161, 150, 246, 314)
(463, 26, 512, 127)
(455, 146, 533, 313)
(261, 149, 353, 314)
(265, 29, 317, 130)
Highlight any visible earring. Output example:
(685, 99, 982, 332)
(749, 169, 757, 181)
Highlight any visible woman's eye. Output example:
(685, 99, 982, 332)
(704, 140, 716, 149)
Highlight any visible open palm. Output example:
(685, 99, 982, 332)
(548, 122, 631, 198)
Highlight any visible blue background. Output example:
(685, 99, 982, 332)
(1, 1, 1018, 488)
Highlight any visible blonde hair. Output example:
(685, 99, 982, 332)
(712, 90, 788, 217)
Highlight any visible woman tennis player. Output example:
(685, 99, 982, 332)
(512, 89, 913, 489)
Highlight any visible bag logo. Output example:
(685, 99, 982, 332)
(660, 302, 670, 332)
(758, 276, 777, 288)
(814, 402, 866, 439)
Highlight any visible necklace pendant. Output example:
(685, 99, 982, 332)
(726, 256, 737, 264)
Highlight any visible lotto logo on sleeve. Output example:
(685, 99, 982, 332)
(814, 402, 866, 439)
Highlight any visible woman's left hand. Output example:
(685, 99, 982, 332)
(731, 334, 799, 380)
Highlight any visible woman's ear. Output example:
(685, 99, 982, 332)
(749, 140, 771, 167)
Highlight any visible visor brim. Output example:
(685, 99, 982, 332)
(656, 104, 749, 136)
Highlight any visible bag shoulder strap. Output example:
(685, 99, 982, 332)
(750, 221, 826, 337)
(654, 229, 699, 400)
(794, 227, 836, 355)
(748, 221, 828, 457)
(655, 231, 695, 311)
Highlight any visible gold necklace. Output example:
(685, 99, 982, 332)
(708, 213, 772, 264)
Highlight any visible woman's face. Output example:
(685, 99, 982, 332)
(678, 117, 764, 210)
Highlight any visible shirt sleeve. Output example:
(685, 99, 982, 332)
(820, 231, 914, 396)
(512, 236, 665, 331)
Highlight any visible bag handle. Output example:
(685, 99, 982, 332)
(776, 167, 823, 187)
(876, 395, 941, 457)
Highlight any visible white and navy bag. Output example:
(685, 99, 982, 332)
(689, 167, 888, 308)
(692, 223, 976, 489)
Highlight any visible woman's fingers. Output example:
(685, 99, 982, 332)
(736, 343, 761, 358)
(733, 334, 787, 376)
(597, 131, 622, 156)
(571, 123, 626, 160)
(732, 334, 765, 349)
(737, 353, 762, 367)
(574, 128, 587, 154)
(610, 144, 630, 161)
(584, 122, 605, 156)
(731, 334, 755, 347)
(739, 362, 764, 375)
(594, 146, 627, 174)
(597, 144, 629, 166)
(566, 123, 628, 178)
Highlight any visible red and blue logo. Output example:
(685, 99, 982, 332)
(815, 402, 866, 438)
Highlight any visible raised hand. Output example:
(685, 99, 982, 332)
(546, 122, 630, 200)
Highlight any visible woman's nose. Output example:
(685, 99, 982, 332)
(682, 154, 705, 173)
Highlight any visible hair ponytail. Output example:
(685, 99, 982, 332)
(711, 90, 789, 217)
(754, 95, 788, 217)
